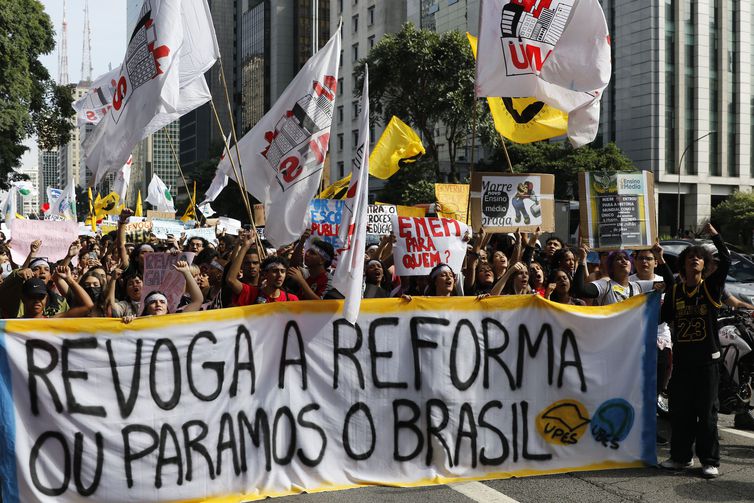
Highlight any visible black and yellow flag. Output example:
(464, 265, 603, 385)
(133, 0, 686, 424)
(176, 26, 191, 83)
(93, 192, 124, 219)
(467, 33, 568, 144)
(318, 116, 425, 199)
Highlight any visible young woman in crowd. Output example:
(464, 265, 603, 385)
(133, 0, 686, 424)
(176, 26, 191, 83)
(545, 268, 585, 306)
(363, 259, 390, 298)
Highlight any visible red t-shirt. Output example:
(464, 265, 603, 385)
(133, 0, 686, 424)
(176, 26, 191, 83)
(233, 284, 299, 306)
(306, 270, 332, 299)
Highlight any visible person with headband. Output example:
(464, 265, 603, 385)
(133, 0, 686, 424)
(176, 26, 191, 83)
(231, 256, 299, 305)
(122, 260, 203, 322)
(288, 236, 334, 300)
(572, 238, 668, 306)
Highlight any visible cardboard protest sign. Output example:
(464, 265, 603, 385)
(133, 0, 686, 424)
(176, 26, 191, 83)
(253, 203, 265, 226)
(393, 204, 426, 218)
(308, 199, 344, 249)
(0, 294, 660, 502)
(183, 226, 216, 242)
(470, 173, 555, 232)
(8, 220, 79, 265)
(146, 210, 176, 221)
(140, 251, 195, 313)
(390, 214, 469, 276)
(150, 219, 189, 239)
(579, 171, 657, 250)
(123, 221, 153, 244)
(367, 204, 396, 237)
(218, 216, 242, 236)
(435, 183, 470, 224)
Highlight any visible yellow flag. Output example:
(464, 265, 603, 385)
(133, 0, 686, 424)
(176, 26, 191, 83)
(135, 191, 143, 217)
(369, 116, 425, 179)
(318, 175, 352, 199)
(181, 182, 197, 222)
(87, 188, 96, 231)
(467, 33, 568, 144)
(93, 192, 123, 219)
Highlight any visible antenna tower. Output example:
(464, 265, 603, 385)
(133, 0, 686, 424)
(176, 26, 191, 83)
(58, 0, 69, 85)
(81, 0, 93, 82)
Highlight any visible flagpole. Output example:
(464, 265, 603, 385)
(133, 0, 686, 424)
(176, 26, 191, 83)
(163, 128, 196, 213)
(500, 136, 514, 172)
(209, 99, 266, 257)
(217, 57, 246, 192)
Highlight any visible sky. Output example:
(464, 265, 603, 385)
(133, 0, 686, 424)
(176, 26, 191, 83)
(19, 0, 128, 172)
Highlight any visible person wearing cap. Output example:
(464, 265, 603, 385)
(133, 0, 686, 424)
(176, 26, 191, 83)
(573, 238, 668, 306)
(21, 266, 93, 319)
(230, 255, 299, 305)
(288, 237, 334, 300)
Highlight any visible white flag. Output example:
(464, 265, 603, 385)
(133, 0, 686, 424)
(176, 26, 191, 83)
(218, 27, 341, 246)
(84, 0, 219, 183)
(112, 156, 133, 202)
(201, 134, 231, 205)
(476, 0, 611, 147)
(332, 65, 370, 323)
(49, 182, 77, 221)
(13, 180, 34, 198)
(72, 68, 119, 126)
(46, 187, 63, 204)
(1, 187, 18, 222)
(146, 174, 175, 212)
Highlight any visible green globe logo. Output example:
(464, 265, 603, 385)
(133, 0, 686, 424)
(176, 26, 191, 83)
(164, 189, 172, 202)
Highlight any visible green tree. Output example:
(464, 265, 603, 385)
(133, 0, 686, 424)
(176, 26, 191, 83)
(478, 140, 636, 200)
(0, 0, 74, 188)
(711, 191, 754, 247)
(355, 24, 480, 182)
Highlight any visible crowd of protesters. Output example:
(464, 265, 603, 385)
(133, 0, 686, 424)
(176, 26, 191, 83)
(1, 208, 752, 479)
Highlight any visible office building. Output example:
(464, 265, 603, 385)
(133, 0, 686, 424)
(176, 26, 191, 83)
(329, 0, 406, 182)
(38, 148, 59, 203)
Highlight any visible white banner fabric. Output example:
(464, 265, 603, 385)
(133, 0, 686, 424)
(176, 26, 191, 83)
(0, 295, 659, 503)
(217, 28, 341, 246)
(390, 215, 469, 276)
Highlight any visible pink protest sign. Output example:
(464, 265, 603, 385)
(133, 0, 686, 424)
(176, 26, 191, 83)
(141, 251, 196, 313)
(9, 220, 80, 265)
(389, 215, 469, 276)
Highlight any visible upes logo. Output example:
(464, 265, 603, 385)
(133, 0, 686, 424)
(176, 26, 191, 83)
(536, 399, 590, 446)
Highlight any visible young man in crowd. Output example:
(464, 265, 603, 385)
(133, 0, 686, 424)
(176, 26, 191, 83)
(288, 233, 334, 300)
(21, 266, 93, 319)
(659, 223, 729, 479)
(227, 234, 299, 304)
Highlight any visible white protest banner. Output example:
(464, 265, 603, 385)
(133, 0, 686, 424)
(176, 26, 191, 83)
(308, 199, 344, 250)
(141, 251, 195, 312)
(0, 294, 660, 503)
(150, 218, 189, 239)
(8, 220, 80, 265)
(367, 204, 396, 237)
(123, 221, 154, 244)
(390, 214, 469, 276)
(470, 173, 555, 233)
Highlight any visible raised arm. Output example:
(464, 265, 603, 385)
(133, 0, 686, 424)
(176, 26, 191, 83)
(117, 208, 133, 270)
(22, 240, 42, 269)
(56, 265, 94, 317)
(225, 231, 253, 295)
(705, 223, 730, 299)
(571, 237, 600, 299)
(175, 260, 204, 312)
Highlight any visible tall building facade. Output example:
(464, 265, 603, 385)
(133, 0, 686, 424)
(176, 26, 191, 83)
(329, 0, 406, 181)
(600, 0, 754, 234)
(38, 148, 59, 204)
(238, 0, 331, 135)
(58, 84, 89, 189)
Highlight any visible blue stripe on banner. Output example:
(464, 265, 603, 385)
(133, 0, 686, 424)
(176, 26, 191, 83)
(641, 292, 660, 465)
(0, 321, 19, 503)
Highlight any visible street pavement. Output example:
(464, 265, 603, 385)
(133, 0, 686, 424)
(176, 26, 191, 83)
(272, 414, 754, 502)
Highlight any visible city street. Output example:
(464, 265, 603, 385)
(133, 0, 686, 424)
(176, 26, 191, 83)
(274, 415, 754, 503)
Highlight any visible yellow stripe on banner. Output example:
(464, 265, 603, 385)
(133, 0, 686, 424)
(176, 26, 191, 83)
(168, 460, 647, 503)
(3, 294, 648, 336)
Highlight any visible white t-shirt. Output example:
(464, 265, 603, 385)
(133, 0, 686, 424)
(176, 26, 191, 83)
(629, 273, 672, 349)
(591, 277, 656, 306)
